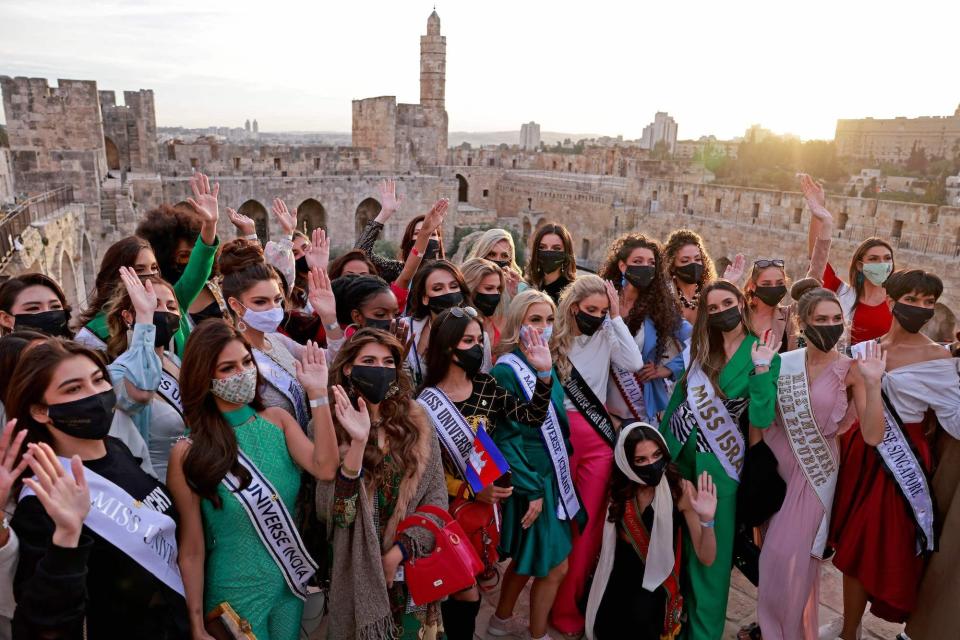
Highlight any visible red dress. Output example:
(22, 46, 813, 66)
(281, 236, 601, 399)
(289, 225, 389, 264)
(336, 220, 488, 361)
(822, 264, 892, 344)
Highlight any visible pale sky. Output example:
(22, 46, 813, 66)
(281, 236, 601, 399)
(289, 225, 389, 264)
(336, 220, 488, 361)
(1, 0, 958, 141)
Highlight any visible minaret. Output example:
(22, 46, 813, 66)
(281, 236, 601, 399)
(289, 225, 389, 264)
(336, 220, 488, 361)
(420, 10, 445, 109)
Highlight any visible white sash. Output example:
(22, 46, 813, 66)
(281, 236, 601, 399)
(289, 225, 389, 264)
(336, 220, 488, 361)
(776, 349, 838, 558)
(252, 348, 309, 427)
(682, 346, 744, 482)
(406, 317, 429, 384)
(611, 364, 648, 420)
(20, 458, 184, 596)
(416, 386, 476, 477)
(223, 449, 318, 600)
(157, 369, 183, 414)
(498, 354, 580, 521)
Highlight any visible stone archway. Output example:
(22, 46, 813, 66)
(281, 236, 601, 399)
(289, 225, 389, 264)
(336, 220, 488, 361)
(355, 198, 382, 240)
(58, 250, 79, 311)
(456, 174, 469, 203)
(238, 200, 270, 241)
(104, 136, 120, 171)
(298, 199, 326, 235)
(79, 233, 96, 308)
(522, 218, 532, 246)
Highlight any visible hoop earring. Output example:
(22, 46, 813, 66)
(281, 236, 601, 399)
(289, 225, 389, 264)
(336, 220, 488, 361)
(236, 318, 247, 333)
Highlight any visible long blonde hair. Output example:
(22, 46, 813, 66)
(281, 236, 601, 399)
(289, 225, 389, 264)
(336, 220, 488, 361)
(551, 274, 605, 380)
(466, 228, 522, 276)
(689, 280, 754, 394)
(460, 258, 506, 320)
(494, 289, 556, 359)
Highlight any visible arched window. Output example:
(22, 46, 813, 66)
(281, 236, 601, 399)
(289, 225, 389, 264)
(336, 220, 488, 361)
(297, 199, 326, 234)
(581, 238, 591, 260)
(355, 198, 382, 240)
(238, 200, 270, 241)
(456, 174, 469, 203)
(104, 137, 120, 171)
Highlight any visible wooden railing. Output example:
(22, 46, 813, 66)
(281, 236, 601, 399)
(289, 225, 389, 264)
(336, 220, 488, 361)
(0, 187, 74, 267)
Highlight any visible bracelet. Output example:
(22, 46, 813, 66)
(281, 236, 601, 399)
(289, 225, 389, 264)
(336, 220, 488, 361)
(340, 463, 361, 479)
(410, 246, 422, 258)
(325, 320, 340, 331)
(536, 369, 552, 379)
(309, 396, 329, 408)
(753, 360, 770, 368)
(700, 519, 716, 529)
(244, 233, 258, 241)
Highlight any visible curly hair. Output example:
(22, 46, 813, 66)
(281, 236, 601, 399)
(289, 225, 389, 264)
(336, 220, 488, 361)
(135, 204, 202, 282)
(600, 233, 681, 361)
(329, 329, 422, 490)
(663, 229, 716, 286)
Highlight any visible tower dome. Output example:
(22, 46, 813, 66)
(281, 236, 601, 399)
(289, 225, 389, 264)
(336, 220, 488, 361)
(427, 10, 440, 35)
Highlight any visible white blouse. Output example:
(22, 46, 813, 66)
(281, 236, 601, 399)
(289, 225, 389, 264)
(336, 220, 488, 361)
(883, 358, 960, 438)
(564, 316, 644, 414)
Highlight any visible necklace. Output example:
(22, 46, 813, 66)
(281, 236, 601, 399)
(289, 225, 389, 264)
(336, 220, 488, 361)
(676, 281, 701, 309)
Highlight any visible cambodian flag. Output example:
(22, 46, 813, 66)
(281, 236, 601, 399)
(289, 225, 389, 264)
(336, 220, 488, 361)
(465, 423, 510, 493)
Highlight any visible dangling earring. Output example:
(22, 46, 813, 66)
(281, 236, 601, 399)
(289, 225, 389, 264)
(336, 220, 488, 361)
(236, 317, 247, 332)
(620, 274, 627, 289)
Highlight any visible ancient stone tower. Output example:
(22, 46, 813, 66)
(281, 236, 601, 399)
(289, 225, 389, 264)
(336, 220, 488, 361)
(420, 11, 445, 110)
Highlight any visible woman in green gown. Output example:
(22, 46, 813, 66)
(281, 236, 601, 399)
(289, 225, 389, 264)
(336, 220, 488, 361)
(658, 280, 780, 640)
(167, 319, 339, 640)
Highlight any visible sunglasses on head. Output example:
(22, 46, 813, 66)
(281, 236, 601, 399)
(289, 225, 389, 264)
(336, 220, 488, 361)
(754, 259, 785, 269)
(446, 306, 478, 320)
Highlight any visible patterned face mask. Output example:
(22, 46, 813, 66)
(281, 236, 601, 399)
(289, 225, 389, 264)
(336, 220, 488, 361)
(210, 367, 258, 405)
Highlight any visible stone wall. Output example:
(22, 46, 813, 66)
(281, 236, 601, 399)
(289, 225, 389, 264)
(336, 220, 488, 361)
(159, 141, 377, 176)
(835, 109, 960, 161)
(101, 89, 158, 173)
(352, 97, 397, 169)
(0, 148, 14, 205)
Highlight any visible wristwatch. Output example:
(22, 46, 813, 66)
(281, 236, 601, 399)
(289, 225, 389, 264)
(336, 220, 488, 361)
(325, 320, 340, 331)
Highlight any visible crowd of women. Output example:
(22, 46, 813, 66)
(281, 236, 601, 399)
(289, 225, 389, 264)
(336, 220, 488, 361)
(0, 171, 956, 640)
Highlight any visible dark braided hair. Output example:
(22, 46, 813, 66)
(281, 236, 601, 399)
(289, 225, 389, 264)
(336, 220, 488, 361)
(331, 274, 393, 326)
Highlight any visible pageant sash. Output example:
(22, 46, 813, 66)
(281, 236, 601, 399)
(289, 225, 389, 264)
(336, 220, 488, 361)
(682, 346, 744, 482)
(499, 354, 580, 520)
(417, 386, 509, 492)
(406, 318, 428, 385)
(776, 349, 838, 558)
(623, 499, 683, 639)
(877, 391, 936, 553)
(252, 348, 309, 427)
(20, 459, 184, 596)
(222, 449, 318, 600)
(562, 366, 616, 447)
(611, 364, 648, 421)
(157, 369, 183, 415)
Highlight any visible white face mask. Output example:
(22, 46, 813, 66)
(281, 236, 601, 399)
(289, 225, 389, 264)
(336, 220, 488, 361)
(539, 324, 554, 342)
(238, 304, 284, 334)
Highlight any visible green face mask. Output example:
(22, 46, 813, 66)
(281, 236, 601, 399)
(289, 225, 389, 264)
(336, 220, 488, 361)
(861, 262, 892, 286)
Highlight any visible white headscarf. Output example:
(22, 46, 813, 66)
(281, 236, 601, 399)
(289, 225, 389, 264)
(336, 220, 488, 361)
(585, 421, 675, 640)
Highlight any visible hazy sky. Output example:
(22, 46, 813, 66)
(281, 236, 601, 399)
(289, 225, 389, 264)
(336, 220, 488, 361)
(1, 0, 958, 141)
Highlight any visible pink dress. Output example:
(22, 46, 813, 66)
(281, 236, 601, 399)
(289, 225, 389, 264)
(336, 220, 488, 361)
(758, 358, 854, 640)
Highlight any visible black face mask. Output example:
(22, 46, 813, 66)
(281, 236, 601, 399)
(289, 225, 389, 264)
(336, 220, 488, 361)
(14, 309, 70, 337)
(454, 344, 484, 378)
(754, 285, 787, 307)
(674, 263, 704, 285)
(491, 259, 511, 270)
(473, 293, 501, 317)
(423, 239, 441, 260)
(538, 250, 567, 274)
(349, 365, 397, 405)
(804, 323, 844, 352)
(46, 389, 116, 440)
(363, 316, 393, 332)
(153, 311, 180, 349)
(575, 310, 605, 336)
(295, 255, 309, 274)
(708, 306, 742, 332)
(893, 302, 935, 334)
(624, 265, 656, 289)
(190, 300, 223, 326)
(427, 291, 463, 315)
(630, 457, 668, 487)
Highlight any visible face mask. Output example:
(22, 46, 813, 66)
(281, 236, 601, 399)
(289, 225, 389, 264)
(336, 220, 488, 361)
(539, 324, 554, 342)
(190, 300, 223, 326)
(423, 239, 441, 260)
(574, 310, 605, 336)
(861, 262, 892, 286)
(893, 302, 934, 334)
(491, 259, 511, 270)
(708, 306, 742, 332)
(753, 285, 787, 307)
(153, 311, 180, 349)
(674, 262, 704, 285)
(46, 389, 117, 440)
(804, 323, 844, 352)
(630, 457, 668, 487)
(210, 367, 258, 405)
(349, 365, 397, 405)
(538, 250, 567, 274)
(624, 265, 656, 289)
(427, 291, 463, 315)
(239, 304, 284, 334)
(14, 309, 70, 337)
(473, 293, 501, 317)
(363, 316, 393, 331)
(454, 344, 484, 378)
(295, 255, 309, 274)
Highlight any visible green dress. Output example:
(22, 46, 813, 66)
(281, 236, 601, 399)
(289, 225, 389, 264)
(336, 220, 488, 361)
(658, 336, 779, 640)
(490, 350, 585, 578)
(200, 405, 304, 640)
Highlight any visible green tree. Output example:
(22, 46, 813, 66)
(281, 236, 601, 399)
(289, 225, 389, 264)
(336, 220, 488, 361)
(906, 142, 928, 173)
(651, 140, 671, 161)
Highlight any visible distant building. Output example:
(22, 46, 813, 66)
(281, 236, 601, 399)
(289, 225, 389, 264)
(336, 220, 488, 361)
(674, 136, 739, 160)
(946, 174, 960, 206)
(640, 112, 678, 152)
(520, 121, 541, 151)
(252, 119, 259, 134)
(244, 119, 251, 133)
(835, 104, 960, 162)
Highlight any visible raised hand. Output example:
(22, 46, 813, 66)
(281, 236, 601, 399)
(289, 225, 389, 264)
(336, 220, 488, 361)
(854, 339, 887, 384)
(688, 471, 718, 522)
(119, 266, 158, 324)
(723, 254, 747, 284)
(271, 198, 297, 237)
(22, 443, 90, 548)
(331, 385, 371, 443)
(186, 172, 220, 226)
(503, 268, 520, 297)
(520, 325, 553, 373)
(307, 266, 336, 323)
(305, 228, 330, 271)
(377, 179, 404, 218)
(800, 173, 827, 211)
(0, 420, 30, 508)
(294, 341, 329, 398)
(751, 329, 780, 368)
(390, 318, 410, 349)
(603, 280, 621, 318)
(421, 198, 449, 233)
(226, 207, 256, 237)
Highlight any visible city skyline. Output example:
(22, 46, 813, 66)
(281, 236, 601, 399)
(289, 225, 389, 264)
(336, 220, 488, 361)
(2, 0, 959, 141)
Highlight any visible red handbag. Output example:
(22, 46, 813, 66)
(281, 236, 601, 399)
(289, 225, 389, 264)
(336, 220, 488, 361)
(395, 505, 482, 605)
(449, 482, 500, 579)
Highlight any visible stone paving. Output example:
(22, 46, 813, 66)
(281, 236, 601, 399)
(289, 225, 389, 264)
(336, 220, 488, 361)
(475, 561, 905, 640)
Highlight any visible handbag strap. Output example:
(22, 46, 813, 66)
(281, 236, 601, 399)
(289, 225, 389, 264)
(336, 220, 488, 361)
(414, 504, 455, 526)
(396, 512, 446, 539)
